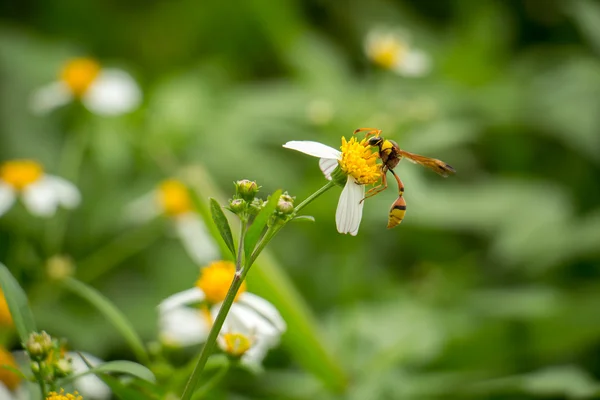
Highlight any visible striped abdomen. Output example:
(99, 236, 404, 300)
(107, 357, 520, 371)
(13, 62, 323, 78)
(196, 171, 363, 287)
(387, 196, 406, 228)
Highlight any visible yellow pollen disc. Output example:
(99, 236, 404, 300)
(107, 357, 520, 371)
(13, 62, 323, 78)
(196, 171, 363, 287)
(0, 160, 44, 190)
(370, 37, 407, 69)
(196, 261, 246, 305)
(46, 389, 83, 400)
(222, 332, 252, 357)
(0, 347, 21, 391)
(339, 137, 381, 185)
(60, 58, 101, 97)
(0, 289, 13, 327)
(157, 179, 193, 216)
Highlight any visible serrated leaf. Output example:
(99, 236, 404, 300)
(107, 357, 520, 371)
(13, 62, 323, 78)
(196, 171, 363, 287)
(61, 277, 149, 364)
(244, 189, 282, 260)
(0, 263, 37, 343)
(292, 215, 315, 223)
(209, 198, 236, 257)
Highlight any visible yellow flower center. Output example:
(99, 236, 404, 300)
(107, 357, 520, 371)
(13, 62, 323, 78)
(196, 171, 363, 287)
(370, 37, 407, 69)
(157, 179, 193, 216)
(221, 332, 252, 357)
(339, 137, 381, 185)
(0, 289, 13, 327)
(0, 347, 21, 391)
(60, 58, 101, 97)
(46, 389, 83, 400)
(0, 160, 44, 190)
(196, 261, 246, 304)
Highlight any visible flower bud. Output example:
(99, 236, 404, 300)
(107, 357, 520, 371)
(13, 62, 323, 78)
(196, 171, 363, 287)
(46, 255, 74, 281)
(26, 331, 53, 360)
(276, 193, 295, 216)
(235, 180, 259, 202)
(229, 198, 246, 214)
(30, 361, 40, 374)
(54, 358, 72, 377)
(248, 198, 265, 216)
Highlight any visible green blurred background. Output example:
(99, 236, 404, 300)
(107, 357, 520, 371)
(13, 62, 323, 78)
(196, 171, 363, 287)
(1, 0, 600, 398)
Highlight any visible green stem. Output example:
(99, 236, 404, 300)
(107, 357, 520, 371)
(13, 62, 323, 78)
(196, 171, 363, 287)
(190, 362, 230, 400)
(294, 181, 335, 214)
(236, 220, 247, 272)
(180, 268, 249, 400)
(34, 366, 47, 398)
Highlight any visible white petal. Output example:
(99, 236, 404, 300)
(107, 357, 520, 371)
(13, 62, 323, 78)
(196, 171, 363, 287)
(174, 213, 220, 264)
(158, 288, 205, 313)
(0, 383, 16, 400)
(335, 176, 364, 236)
(283, 141, 341, 160)
(69, 352, 111, 400)
(123, 190, 160, 224)
(395, 49, 431, 77)
(159, 306, 210, 346)
(82, 69, 141, 116)
(29, 81, 74, 115)
(0, 183, 16, 217)
(44, 175, 81, 209)
(217, 302, 282, 340)
(238, 292, 286, 334)
(318, 158, 338, 181)
(21, 177, 61, 217)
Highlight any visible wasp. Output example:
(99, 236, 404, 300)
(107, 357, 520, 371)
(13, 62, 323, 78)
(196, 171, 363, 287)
(354, 128, 456, 228)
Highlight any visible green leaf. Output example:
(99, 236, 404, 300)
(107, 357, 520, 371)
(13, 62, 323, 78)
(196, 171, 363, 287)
(62, 358, 155, 385)
(0, 263, 37, 343)
(100, 374, 158, 400)
(244, 189, 282, 260)
(61, 277, 149, 364)
(209, 197, 236, 257)
(291, 215, 315, 223)
(247, 252, 347, 392)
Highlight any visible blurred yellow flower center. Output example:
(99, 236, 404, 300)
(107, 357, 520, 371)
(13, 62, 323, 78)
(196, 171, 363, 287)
(0, 289, 13, 327)
(339, 137, 380, 185)
(0, 347, 21, 391)
(221, 332, 252, 357)
(46, 389, 83, 400)
(370, 37, 406, 69)
(196, 261, 246, 304)
(158, 179, 193, 216)
(0, 160, 44, 190)
(60, 58, 101, 96)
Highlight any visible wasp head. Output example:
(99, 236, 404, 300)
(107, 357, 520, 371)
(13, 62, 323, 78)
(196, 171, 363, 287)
(368, 136, 383, 147)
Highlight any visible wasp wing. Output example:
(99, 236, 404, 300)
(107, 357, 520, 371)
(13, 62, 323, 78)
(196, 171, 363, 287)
(398, 150, 456, 177)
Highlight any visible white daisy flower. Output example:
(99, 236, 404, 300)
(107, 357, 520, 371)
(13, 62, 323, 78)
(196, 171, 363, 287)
(0, 160, 80, 218)
(158, 261, 286, 361)
(30, 57, 141, 116)
(365, 29, 431, 77)
(126, 179, 219, 265)
(283, 137, 380, 235)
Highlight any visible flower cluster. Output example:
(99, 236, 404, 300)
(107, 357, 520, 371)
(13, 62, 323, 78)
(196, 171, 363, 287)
(159, 260, 286, 365)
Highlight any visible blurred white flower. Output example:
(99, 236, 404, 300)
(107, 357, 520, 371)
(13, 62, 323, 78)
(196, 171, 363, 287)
(126, 179, 219, 264)
(0, 160, 80, 218)
(283, 137, 380, 235)
(365, 29, 431, 77)
(158, 260, 286, 364)
(0, 347, 27, 400)
(68, 352, 111, 400)
(30, 58, 141, 116)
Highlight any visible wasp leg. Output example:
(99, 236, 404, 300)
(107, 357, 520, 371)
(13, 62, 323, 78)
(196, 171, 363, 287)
(361, 171, 388, 203)
(353, 128, 382, 139)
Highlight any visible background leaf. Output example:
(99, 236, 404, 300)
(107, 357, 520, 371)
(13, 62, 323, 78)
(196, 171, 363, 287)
(0, 263, 37, 343)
